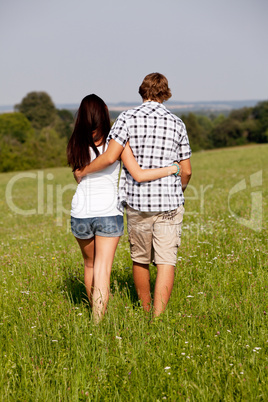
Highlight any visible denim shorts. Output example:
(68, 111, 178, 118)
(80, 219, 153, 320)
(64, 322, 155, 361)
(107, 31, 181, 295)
(70, 215, 124, 239)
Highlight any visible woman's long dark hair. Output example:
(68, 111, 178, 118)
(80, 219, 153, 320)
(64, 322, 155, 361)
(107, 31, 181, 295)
(67, 94, 110, 170)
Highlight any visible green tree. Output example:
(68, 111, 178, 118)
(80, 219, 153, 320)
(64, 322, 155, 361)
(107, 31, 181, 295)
(0, 135, 39, 172)
(54, 109, 74, 139)
(250, 101, 268, 143)
(0, 110, 69, 172)
(0, 112, 34, 143)
(15, 91, 57, 129)
(212, 114, 226, 126)
(196, 115, 213, 149)
(229, 107, 252, 122)
(210, 118, 245, 148)
(32, 127, 68, 168)
(181, 113, 210, 151)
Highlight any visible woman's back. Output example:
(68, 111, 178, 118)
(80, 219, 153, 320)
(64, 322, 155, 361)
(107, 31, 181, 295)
(71, 144, 122, 218)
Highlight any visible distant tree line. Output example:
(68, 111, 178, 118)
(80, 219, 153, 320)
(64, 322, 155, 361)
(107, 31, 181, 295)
(179, 101, 268, 152)
(0, 91, 267, 172)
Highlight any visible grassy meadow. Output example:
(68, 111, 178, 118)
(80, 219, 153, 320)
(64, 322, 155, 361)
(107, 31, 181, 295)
(0, 144, 267, 401)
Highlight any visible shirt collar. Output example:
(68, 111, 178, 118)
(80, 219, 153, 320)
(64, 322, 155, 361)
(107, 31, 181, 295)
(143, 100, 165, 108)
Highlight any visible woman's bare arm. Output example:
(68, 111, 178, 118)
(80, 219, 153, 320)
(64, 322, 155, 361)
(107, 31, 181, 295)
(74, 140, 180, 184)
(121, 143, 178, 182)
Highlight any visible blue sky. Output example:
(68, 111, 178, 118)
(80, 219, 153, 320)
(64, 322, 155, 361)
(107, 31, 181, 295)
(0, 0, 267, 106)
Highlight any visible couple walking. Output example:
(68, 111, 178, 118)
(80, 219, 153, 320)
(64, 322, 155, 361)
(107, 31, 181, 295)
(67, 73, 192, 322)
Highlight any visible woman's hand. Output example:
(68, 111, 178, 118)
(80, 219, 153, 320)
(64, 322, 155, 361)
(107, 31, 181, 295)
(172, 161, 183, 177)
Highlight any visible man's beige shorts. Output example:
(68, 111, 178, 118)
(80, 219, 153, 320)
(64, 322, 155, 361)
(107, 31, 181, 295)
(126, 205, 184, 266)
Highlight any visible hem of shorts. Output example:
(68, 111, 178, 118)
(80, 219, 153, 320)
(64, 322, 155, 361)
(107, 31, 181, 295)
(132, 258, 151, 265)
(72, 233, 94, 240)
(95, 231, 124, 237)
(132, 258, 176, 266)
(154, 261, 176, 266)
(72, 231, 124, 239)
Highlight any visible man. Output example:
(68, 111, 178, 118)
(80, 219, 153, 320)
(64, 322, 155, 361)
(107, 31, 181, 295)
(75, 73, 192, 316)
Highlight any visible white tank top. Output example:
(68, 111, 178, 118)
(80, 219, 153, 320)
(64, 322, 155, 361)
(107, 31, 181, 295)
(71, 144, 122, 218)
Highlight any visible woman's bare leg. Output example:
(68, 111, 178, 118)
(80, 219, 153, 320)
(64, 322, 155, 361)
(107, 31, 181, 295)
(75, 237, 95, 306)
(92, 236, 120, 323)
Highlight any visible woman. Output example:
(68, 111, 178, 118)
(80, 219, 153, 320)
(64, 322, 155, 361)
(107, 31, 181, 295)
(67, 94, 180, 322)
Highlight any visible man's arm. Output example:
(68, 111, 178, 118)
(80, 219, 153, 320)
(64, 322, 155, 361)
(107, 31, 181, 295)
(179, 158, 192, 192)
(73, 139, 124, 183)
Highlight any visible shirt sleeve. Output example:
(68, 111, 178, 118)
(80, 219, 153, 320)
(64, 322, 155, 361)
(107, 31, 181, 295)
(107, 112, 129, 147)
(178, 121, 192, 160)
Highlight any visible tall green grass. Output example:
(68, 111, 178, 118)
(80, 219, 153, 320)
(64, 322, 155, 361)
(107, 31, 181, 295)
(0, 144, 267, 401)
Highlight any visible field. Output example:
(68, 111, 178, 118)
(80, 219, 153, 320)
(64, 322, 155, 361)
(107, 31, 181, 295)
(0, 144, 267, 401)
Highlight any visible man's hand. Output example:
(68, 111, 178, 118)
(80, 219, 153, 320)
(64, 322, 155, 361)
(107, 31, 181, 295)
(179, 158, 191, 192)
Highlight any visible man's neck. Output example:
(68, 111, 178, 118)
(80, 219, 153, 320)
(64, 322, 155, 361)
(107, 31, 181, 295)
(143, 99, 162, 104)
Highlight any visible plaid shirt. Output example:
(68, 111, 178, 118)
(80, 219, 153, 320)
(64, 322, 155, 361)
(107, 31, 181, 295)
(107, 101, 191, 212)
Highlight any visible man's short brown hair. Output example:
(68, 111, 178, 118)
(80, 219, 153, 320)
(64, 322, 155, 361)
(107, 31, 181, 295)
(138, 72, 172, 103)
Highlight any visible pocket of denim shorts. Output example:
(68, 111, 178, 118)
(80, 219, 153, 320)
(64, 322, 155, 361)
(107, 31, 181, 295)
(101, 220, 117, 234)
(99, 216, 123, 235)
(71, 217, 92, 238)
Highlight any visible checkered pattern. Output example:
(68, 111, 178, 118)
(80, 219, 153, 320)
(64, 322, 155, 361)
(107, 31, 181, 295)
(107, 101, 192, 212)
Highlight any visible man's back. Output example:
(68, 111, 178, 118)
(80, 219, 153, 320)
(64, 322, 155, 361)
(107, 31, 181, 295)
(108, 100, 191, 211)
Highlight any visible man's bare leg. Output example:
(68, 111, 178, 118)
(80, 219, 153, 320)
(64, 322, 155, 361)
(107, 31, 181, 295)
(133, 262, 151, 312)
(153, 264, 175, 317)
